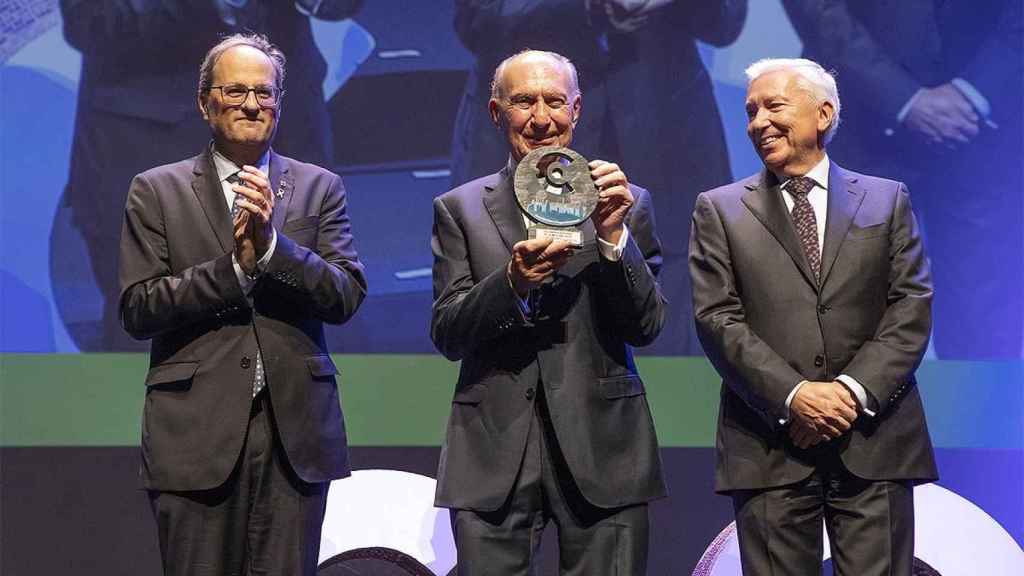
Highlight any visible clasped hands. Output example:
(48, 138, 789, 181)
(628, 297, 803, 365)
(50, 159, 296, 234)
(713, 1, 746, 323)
(508, 160, 633, 297)
(905, 83, 982, 149)
(788, 380, 859, 449)
(231, 165, 275, 276)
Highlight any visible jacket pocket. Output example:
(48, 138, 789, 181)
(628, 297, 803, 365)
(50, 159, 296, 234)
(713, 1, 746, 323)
(145, 361, 199, 390)
(847, 222, 888, 240)
(452, 384, 486, 405)
(283, 216, 320, 234)
(305, 354, 338, 378)
(599, 374, 646, 399)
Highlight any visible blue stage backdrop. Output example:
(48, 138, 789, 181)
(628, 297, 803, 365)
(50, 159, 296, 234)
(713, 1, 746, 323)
(1, 1, 1021, 574)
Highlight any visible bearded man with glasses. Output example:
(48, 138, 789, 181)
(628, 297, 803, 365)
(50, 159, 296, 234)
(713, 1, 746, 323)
(118, 33, 367, 576)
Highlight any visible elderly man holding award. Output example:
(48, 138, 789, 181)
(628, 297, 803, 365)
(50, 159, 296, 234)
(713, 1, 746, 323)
(430, 49, 668, 574)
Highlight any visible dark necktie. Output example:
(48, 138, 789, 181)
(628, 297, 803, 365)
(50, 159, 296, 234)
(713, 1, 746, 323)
(226, 170, 265, 397)
(787, 176, 820, 283)
(227, 171, 243, 218)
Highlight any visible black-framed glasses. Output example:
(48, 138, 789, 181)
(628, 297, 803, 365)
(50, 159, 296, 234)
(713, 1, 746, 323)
(208, 84, 283, 107)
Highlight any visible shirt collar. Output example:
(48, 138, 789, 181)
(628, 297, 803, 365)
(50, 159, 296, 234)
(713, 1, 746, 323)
(775, 153, 830, 192)
(211, 144, 271, 182)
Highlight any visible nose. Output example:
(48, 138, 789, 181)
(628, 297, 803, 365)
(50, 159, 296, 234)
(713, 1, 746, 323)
(529, 101, 552, 128)
(748, 108, 769, 134)
(241, 89, 261, 111)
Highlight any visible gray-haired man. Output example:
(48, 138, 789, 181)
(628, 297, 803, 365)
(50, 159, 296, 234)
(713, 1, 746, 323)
(689, 58, 937, 575)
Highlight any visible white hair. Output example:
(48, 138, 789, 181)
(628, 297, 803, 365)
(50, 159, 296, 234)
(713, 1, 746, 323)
(745, 58, 841, 144)
(490, 49, 581, 100)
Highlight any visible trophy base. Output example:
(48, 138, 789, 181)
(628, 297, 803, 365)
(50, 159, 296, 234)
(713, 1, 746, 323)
(528, 226, 583, 248)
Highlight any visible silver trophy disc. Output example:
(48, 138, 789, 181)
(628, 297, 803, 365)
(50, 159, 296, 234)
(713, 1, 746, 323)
(514, 146, 598, 246)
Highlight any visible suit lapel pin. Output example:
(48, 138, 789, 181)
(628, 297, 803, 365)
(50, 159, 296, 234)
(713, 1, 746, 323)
(276, 181, 287, 199)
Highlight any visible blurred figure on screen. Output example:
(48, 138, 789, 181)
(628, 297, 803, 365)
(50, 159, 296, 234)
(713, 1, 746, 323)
(782, 0, 1023, 359)
(450, 0, 747, 355)
(59, 0, 362, 351)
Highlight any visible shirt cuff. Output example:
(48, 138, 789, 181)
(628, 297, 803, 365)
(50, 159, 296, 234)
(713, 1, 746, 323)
(836, 374, 876, 417)
(232, 253, 257, 297)
(232, 230, 276, 298)
(256, 229, 277, 273)
(896, 88, 925, 125)
(506, 262, 530, 317)
(951, 77, 996, 128)
(597, 226, 629, 262)
(779, 380, 808, 425)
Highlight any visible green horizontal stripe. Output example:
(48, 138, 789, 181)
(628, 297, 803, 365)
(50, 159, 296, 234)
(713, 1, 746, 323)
(0, 354, 1020, 449)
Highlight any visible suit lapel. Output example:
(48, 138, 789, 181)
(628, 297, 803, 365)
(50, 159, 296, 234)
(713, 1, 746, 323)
(483, 168, 527, 252)
(742, 171, 817, 289)
(819, 163, 865, 285)
(191, 149, 233, 253)
(269, 151, 295, 231)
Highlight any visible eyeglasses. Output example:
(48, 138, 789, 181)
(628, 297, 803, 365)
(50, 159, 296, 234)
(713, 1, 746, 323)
(208, 84, 283, 107)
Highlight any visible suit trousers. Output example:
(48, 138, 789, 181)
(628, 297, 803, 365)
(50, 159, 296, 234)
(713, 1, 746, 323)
(149, 391, 329, 576)
(451, 386, 649, 576)
(731, 452, 914, 576)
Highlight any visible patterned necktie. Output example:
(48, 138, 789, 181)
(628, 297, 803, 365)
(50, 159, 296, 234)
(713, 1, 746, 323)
(227, 171, 244, 218)
(226, 170, 266, 397)
(787, 176, 821, 283)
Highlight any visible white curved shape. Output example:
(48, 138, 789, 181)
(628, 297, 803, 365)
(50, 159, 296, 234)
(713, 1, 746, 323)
(911, 483, 1023, 574)
(694, 483, 1023, 575)
(319, 469, 456, 575)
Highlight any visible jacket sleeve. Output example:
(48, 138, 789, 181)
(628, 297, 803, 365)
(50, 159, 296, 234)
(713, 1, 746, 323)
(781, 0, 921, 122)
(118, 172, 250, 340)
(262, 173, 367, 325)
(841, 183, 932, 414)
(689, 192, 804, 422)
(59, 0, 220, 58)
(594, 187, 667, 347)
(430, 196, 530, 361)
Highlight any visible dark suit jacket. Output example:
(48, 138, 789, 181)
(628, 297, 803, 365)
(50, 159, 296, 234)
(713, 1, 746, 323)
(119, 148, 367, 491)
(431, 168, 667, 511)
(689, 163, 938, 492)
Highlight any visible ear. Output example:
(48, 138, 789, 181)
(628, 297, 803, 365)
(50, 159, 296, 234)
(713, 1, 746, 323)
(817, 101, 835, 137)
(488, 98, 502, 128)
(197, 93, 209, 121)
(570, 93, 582, 128)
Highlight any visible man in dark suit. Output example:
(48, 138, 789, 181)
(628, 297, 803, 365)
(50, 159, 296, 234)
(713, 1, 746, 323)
(118, 34, 366, 575)
(61, 0, 362, 351)
(689, 58, 937, 575)
(781, 0, 1023, 359)
(449, 0, 747, 355)
(432, 50, 667, 574)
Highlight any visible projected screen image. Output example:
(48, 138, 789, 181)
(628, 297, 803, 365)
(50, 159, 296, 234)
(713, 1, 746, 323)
(1, 1, 1021, 574)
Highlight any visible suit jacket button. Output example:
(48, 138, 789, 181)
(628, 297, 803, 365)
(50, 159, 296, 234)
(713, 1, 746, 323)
(818, 305, 829, 314)
(525, 387, 535, 400)
(814, 355, 824, 367)
(240, 356, 251, 369)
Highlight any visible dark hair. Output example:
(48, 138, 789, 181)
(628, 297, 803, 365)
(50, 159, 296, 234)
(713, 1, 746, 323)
(197, 33, 286, 98)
